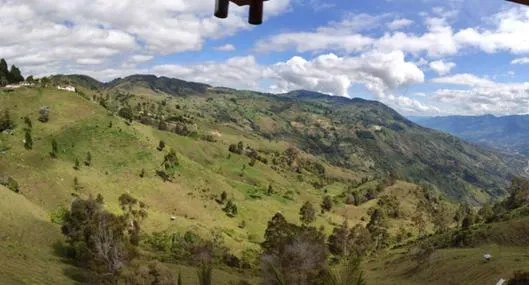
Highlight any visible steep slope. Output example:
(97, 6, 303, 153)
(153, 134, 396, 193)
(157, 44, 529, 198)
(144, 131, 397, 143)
(412, 115, 529, 157)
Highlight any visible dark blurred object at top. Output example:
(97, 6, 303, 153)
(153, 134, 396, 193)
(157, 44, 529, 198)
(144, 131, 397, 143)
(215, 0, 269, 25)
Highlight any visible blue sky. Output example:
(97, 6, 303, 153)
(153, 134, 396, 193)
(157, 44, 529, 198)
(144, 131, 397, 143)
(1, 0, 529, 115)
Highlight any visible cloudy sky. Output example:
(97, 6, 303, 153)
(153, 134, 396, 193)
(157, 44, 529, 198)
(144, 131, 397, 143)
(1, 0, 529, 116)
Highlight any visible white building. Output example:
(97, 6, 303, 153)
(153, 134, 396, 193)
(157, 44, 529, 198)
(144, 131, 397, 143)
(57, 85, 76, 92)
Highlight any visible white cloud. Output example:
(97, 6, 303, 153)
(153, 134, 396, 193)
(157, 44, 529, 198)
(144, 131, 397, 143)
(429, 60, 456, 75)
(387, 18, 413, 30)
(130, 55, 154, 63)
(0, 0, 291, 77)
(433, 82, 529, 115)
(152, 50, 424, 99)
(431, 73, 494, 87)
(511, 57, 529, 65)
(214, 44, 236, 52)
(414, 92, 427, 97)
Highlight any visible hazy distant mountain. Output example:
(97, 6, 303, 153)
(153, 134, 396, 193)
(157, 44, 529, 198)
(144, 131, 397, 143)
(411, 115, 529, 156)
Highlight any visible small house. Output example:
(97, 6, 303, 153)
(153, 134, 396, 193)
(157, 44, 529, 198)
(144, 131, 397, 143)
(58, 85, 76, 92)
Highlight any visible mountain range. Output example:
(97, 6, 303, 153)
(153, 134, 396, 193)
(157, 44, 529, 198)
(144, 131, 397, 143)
(411, 115, 529, 157)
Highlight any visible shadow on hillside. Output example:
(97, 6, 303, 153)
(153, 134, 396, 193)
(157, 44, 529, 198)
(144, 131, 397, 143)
(52, 241, 93, 284)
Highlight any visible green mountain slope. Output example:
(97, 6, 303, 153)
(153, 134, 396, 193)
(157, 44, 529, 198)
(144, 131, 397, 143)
(0, 75, 525, 283)
(411, 115, 529, 157)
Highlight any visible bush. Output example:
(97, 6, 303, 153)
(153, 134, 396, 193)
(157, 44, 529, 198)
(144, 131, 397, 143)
(50, 206, 68, 224)
(157, 140, 166, 151)
(0, 110, 15, 131)
(24, 130, 32, 150)
(508, 271, 529, 285)
(1, 176, 19, 193)
(38, 106, 50, 123)
(118, 106, 134, 121)
(50, 139, 58, 158)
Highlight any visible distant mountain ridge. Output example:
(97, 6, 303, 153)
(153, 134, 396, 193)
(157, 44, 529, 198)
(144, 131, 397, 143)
(45, 73, 526, 201)
(411, 115, 529, 157)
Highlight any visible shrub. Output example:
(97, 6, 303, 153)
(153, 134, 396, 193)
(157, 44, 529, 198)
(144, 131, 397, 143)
(223, 200, 238, 217)
(73, 158, 80, 170)
(50, 206, 68, 224)
(23, 116, 32, 130)
(24, 130, 32, 150)
(508, 271, 529, 285)
(1, 176, 19, 193)
(139, 168, 145, 178)
(50, 139, 58, 158)
(0, 110, 15, 131)
(84, 152, 92, 166)
(157, 140, 166, 151)
(321, 195, 333, 212)
(38, 106, 49, 123)
(118, 106, 134, 121)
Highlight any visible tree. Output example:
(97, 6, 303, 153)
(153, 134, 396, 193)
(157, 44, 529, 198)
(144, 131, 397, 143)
(0, 110, 15, 132)
(377, 195, 401, 218)
(299, 201, 316, 225)
(73, 158, 80, 170)
(26, 75, 35, 83)
(157, 140, 165, 151)
(223, 200, 238, 217)
(506, 176, 529, 210)
(432, 202, 451, 233)
(158, 120, 168, 131)
(261, 218, 327, 285)
(118, 106, 134, 121)
(348, 224, 372, 256)
(322, 254, 366, 285)
(197, 262, 212, 285)
(412, 205, 427, 237)
(119, 193, 148, 246)
(321, 195, 333, 212)
(0, 59, 8, 86)
(8, 65, 23, 83)
(328, 221, 350, 257)
(24, 130, 32, 150)
(23, 116, 32, 130)
(139, 169, 145, 178)
(157, 150, 179, 181)
(1, 176, 20, 193)
(85, 152, 92, 166)
(50, 139, 58, 158)
(366, 208, 389, 251)
(478, 202, 494, 223)
(266, 184, 274, 196)
(38, 106, 49, 123)
(61, 196, 134, 282)
(410, 241, 435, 268)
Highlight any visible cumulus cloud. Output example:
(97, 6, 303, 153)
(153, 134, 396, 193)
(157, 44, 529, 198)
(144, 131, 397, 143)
(387, 18, 414, 30)
(431, 73, 494, 87)
(429, 60, 456, 75)
(511, 57, 529, 65)
(0, 0, 290, 77)
(433, 82, 529, 115)
(152, 50, 424, 99)
(214, 44, 236, 52)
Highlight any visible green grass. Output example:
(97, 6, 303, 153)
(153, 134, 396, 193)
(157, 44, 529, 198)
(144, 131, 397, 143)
(364, 244, 529, 285)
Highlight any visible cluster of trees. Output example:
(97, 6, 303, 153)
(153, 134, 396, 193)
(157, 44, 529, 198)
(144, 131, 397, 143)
(261, 210, 366, 285)
(0, 58, 24, 86)
(0, 176, 19, 193)
(61, 194, 147, 284)
(228, 141, 268, 166)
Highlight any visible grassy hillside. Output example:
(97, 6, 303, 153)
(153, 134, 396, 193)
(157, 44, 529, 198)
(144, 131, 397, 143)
(0, 76, 526, 284)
